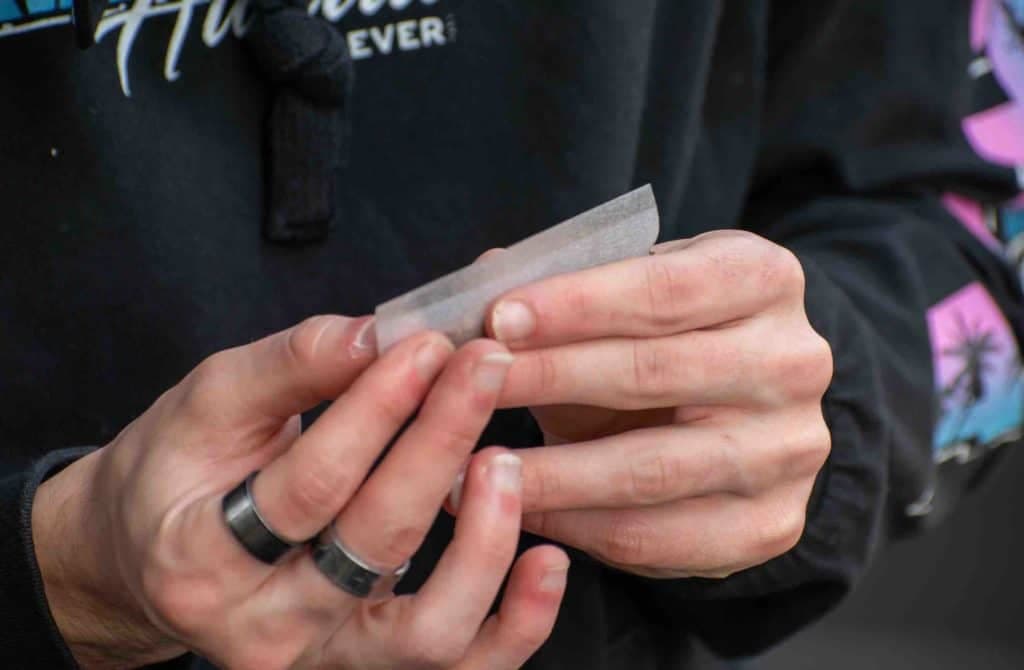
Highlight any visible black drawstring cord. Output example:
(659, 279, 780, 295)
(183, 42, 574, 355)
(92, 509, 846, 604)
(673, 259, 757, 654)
(245, 0, 354, 244)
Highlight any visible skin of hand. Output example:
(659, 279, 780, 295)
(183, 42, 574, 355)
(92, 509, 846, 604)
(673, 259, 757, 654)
(477, 230, 833, 579)
(32, 316, 569, 670)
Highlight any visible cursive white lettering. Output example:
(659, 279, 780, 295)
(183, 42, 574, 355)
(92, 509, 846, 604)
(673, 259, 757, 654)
(79, 0, 447, 96)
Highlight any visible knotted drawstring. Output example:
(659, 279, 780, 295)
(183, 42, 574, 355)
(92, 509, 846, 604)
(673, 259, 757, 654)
(245, 0, 354, 244)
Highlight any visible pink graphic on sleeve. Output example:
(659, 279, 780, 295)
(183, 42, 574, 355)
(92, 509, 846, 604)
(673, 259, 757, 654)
(928, 282, 1024, 459)
(964, 103, 1024, 167)
(966, 1, 1024, 169)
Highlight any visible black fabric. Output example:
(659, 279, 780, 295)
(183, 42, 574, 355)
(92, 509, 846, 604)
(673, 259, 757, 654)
(0, 0, 1022, 667)
(245, 0, 353, 243)
(0, 449, 197, 670)
(0, 449, 93, 668)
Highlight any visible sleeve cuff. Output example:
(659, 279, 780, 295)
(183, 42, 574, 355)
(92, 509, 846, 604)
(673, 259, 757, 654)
(2, 448, 197, 669)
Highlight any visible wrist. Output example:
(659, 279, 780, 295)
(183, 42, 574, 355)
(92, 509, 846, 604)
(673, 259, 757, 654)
(32, 451, 186, 669)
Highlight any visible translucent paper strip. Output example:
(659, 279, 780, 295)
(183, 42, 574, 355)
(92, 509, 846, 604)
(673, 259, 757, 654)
(374, 185, 660, 351)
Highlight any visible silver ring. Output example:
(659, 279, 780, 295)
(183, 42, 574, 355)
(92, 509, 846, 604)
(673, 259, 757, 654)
(222, 471, 301, 565)
(311, 526, 410, 599)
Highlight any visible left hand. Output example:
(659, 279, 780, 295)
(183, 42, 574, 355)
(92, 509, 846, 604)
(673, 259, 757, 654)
(482, 230, 833, 579)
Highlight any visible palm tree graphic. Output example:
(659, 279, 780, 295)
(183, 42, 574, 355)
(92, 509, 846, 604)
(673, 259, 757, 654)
(939, 310, 1002, 451)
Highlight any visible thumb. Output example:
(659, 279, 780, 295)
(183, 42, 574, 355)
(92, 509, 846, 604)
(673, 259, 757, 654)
(186, 315, 377, 424)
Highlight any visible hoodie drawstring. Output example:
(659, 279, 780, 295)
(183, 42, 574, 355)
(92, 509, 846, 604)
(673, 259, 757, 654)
(245, 0, 354, 244)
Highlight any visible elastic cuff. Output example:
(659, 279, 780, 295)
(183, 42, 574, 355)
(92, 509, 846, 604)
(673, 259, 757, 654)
(0, 448, 94, 668)
(11, 447, 198, 670)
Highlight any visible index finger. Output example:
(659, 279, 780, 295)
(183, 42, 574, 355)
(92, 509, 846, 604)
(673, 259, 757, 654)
(484, 231, 800, 348)
(187, 315, 377, 424)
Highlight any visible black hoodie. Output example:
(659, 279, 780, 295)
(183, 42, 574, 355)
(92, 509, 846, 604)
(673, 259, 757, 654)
(2, 0, 1023, 668)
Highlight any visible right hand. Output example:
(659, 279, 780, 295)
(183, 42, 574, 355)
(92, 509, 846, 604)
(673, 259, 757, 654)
(32, 315, 569, 670)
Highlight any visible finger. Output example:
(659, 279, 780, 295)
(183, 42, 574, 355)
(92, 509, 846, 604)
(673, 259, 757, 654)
(485, 231, 802, 348)
(185, 315, 378, 424)
(456, 546, 569, 670)
(516, 409, 829, 512)
(330, 450, 524, 670)
(523, 480, 814, 577)
(333, 339, 514, 570)
(402, 449, 524, 656)
(253, 331, 455, 542)
(498, 328, 758, 410)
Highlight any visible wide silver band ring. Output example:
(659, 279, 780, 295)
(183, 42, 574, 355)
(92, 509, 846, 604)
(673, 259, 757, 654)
(222, 471, 301, 565)
(311, 527, 410, 599)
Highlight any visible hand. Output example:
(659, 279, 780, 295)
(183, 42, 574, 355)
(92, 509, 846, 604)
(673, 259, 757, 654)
(32, 316, 569, 670)
(482, 230, 833, 579)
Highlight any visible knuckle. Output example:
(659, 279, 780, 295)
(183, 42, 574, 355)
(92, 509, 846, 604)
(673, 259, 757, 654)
(626, 452, 676, 504)
(181, 352, 236, 419)
(366, 385, 417, 430)
(626, 338, 678, 403)
(808, 332, 835, 392)
(772, 246, 806, 297)
(772, 421, 832, 485)
(285, 463, 352, 521)
(752, 503, 806, 562)
(643, 258, 685, 326)
(532, 349, 563, 397)
(522, 466, 563, 510)
(375, 522, 427, 568)
(762, 329, 833, 404)
(560, 282, 598, 324)
(795, 418, 832, 475)
(705, 231, 762, 283)
(593, 513, 654, 566)
(750, 240, 804, 299)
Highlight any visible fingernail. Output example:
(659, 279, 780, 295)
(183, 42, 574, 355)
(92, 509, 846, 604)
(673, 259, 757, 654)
(650, 238, 692, 255)
(448, 469, 466, 512)
(492, 301, 536, 342)
(540, 562, 569, 593)
(474, 352, 515, 392)
(315, 315, 353, 356)
(489, 452, 522, 494)
(349, 318, 377, 358)
(415, 338, 454, 380)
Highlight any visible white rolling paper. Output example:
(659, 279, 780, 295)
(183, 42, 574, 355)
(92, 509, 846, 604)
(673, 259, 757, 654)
(374, 185, 661, 351)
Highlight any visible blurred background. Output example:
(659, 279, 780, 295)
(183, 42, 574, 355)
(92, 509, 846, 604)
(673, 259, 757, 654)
(758, 448, 1024, 669)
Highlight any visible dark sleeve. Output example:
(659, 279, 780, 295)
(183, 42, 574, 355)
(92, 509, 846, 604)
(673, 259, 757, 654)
(0, 450, 198, 669)
(628, 0, 1024, 657)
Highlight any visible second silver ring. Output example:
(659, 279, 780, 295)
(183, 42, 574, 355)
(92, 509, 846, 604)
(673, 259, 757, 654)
(311, 526, 410, 599)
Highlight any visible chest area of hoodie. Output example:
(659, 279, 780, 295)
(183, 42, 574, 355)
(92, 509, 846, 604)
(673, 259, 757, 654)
(0, 0, 738, 333)
(2, 3, 671, 180)
(0, 1, 723, 249)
